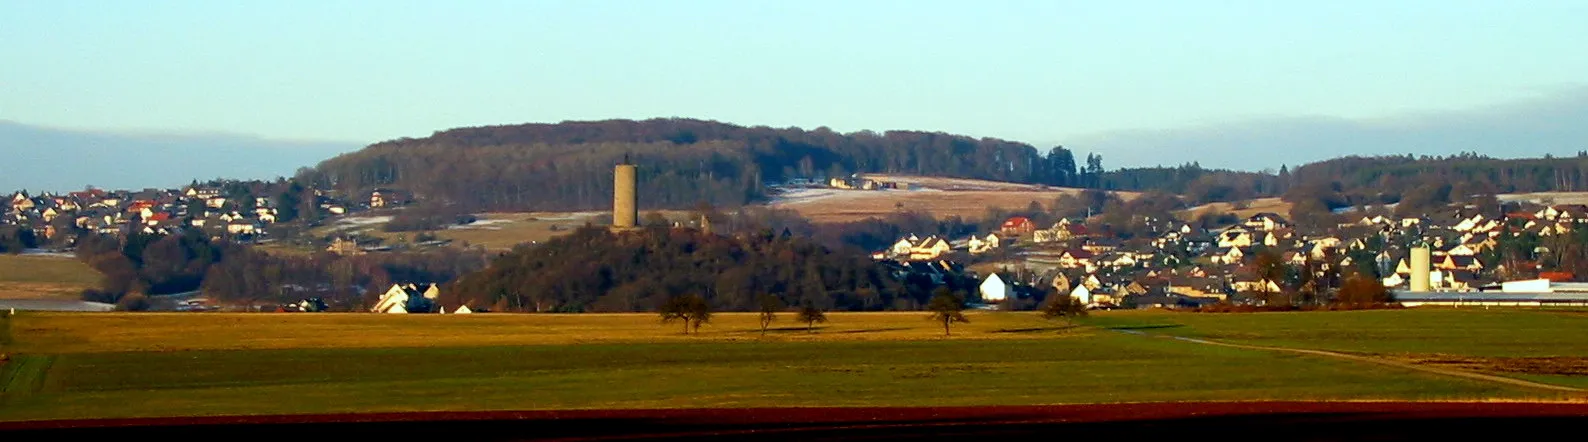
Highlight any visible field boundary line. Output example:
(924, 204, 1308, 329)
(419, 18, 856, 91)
(1114, 330, 1585, 393)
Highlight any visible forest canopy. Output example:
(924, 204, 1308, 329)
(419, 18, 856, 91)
(447, 226, 980, 313)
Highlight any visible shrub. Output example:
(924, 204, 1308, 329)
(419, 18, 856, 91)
(116, 292, 151, 311)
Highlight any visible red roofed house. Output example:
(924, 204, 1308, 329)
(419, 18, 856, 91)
(1001, 216, 1036, 235)
(145, 212, 172, 226)
(126, 200, 157, 219)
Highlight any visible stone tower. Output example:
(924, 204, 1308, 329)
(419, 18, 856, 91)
(612, 156, 638, 231)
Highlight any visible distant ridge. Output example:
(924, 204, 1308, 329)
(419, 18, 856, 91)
(0, 121, 360, 192)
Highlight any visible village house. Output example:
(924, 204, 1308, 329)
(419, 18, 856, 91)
(979, 273, 1008, 303)
(1209, 246, 1246, 265)
(1056, 249, 1095, 271)
(1217, 228, 1257, 248)
(371, 283, 442, 313)
(1000, 216, 1036, 236)
(967, 233, 1002, 255)
(1536, 204, 1588, 223)
(1049, 273, 1073, 294)
(906, 236, 951, 261)
(1242, 213, 1291, 231)
(227, 222, 257, 235)
(1068, 284, 1093, 306)
(1358, 215, 1392, 227)
(10, 192, 35, 211)
(1094, 252, 1138, 269)
(1436, 255, 1483, 272)
(1230, 274, 1282, 294)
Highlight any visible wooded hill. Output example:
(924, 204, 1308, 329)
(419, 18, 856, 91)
(311, 118, 1588, 214)
(313, 118, 1098, 212)
(446, 226, 981, 313)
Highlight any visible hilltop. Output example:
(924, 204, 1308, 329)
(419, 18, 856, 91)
(311, 118, 1100, 213)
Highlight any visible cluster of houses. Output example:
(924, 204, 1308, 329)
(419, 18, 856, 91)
(370, 283, 474, 314)
(2, 184, 412, 247)
(874, 202, 1588, 310)
(5, 187, 279, 243)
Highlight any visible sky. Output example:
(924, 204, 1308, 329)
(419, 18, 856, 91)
(3, 0, 1587, 170)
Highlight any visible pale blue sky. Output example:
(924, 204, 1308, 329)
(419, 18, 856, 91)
(3, 0, 1586, 156)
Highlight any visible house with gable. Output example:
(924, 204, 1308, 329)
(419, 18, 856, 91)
(1000, 216, 1036, 235)
(1436, 255, 1483, 272)
(1056, 249, 1096, 271)
(1049, 273, 1073, 295)
(1095, 252, 1138, 269)
(371, 283, 441, 314)
(10, 192, 34, 212)
(1243, 213, 1291, 231)
(967, 233, 1002, 254)
(908, 236, 951, 261)
(889, 235, 918, 257)
(978, 273, 1008, 303)
(1209, 246, 1247, 265)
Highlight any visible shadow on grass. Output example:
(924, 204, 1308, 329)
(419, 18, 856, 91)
(736, 327, 911, 335)
(1103, 324, 1185, 331)
(993, 325, 1081, 334)
(737, 326, 827, 335)
(833, 327, 911, 334)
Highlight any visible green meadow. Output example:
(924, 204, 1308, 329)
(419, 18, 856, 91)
(2, 309, 1585, 422)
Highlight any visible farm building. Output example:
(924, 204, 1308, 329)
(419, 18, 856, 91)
(1393, 278, 1588, 307)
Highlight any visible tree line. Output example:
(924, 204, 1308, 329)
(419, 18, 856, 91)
(72, 229, 488, 310)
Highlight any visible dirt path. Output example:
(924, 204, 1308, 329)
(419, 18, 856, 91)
(1115, 330, 1586, 393)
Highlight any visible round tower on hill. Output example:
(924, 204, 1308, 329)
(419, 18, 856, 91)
(612, 156, 638, 231)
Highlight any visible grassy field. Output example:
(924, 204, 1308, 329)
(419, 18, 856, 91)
(0, 255, 99, 300)
(1178, 197, 1294, 221)
(307, 212, 604, 252)
(1086, 309, 1588, 357)
(1499, 192, 1588, 206)
(1089, 309, 1588, 389)
(304, 211, 703, 253)
(776, 190, 1102, 224)
(2, 310, 1585, 421)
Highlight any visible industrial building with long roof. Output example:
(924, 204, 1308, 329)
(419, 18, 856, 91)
(1393, 245, 1588, 307)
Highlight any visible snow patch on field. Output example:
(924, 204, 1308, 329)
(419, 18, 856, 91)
(447, 219, 516, 230)
(337, 216, 393, 226)
(528, 211, 605, 222)
(323, 216, 394, 232)
(770, 188, 910, 206)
